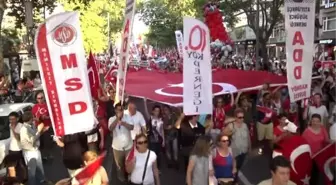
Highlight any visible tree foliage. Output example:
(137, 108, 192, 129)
(1, 28, 20, 55)
(138, 0, 196, 48)
(60, 0, 124, 53)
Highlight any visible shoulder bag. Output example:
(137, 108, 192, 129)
(130, 151, 151, 185)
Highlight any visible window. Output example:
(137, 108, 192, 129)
(0, 116, 10, 140)
(322, 16, 336, 31)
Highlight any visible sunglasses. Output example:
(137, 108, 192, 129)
(137, 140, 148, 145)
(221, 140, 229, 143)
(37, 97, 44, 100)
(237, 116, 244, 119)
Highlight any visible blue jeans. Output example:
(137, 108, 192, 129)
(22, 150, 45, 185)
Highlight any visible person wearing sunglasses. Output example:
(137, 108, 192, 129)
(31, 92, 53, 161)
(212, 133, 236, 184)
(126, 134, 160, 185)
(226, 108, 250, 172)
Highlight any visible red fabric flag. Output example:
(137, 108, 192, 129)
(125, 142, 135, 163)
(256, 105, 275, 122)
(313, 142, 336, 185)
(87, 51, 100, 99)
(277, 135, 312, 185)
(74, 152, 106, 185)
(104, 65, 118, 84)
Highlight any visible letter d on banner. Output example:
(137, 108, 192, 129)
(183, 17, 212, 115)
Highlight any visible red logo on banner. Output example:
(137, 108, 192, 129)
(187, 25, 206, 52)
(53, 24, 77, 46)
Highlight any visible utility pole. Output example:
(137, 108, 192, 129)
(255, 0, 260, 70)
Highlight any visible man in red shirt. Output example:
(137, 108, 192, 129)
(32, 92, 53, 160)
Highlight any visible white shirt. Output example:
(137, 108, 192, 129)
(9, 123, 23, 151)
(189, 121, 198, 128)
(130, 150, 157, 185)
(124, 110, 146, 140)
(330, 124, 336, 141)
(308, 105, 329, 124)
(108, 115, 133, 151)
(87, 117, 99, 143)
(151, 117, 164, 138)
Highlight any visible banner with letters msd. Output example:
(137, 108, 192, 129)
(35, 12, 95, 137)
(183, 17, 212, 115)
(175, 30, 184, 58)
(285, 0, 315, 102)
(115, 0, 136, 104)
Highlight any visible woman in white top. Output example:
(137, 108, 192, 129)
(126, 134, 160, 185)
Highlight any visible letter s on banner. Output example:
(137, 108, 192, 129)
(34, 12, 95, 137)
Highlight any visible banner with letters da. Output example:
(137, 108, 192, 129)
(285, 0, 315, 102)
(35, 12, 95, 137)
(115, 0, 136, 104)
(183, 17, 212, 115)
(175, 30, 184, 58)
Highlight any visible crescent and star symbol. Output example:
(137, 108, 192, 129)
(324, 156, 336, 181)
(154, 83, 238, 97)
(289, 144, 311, 174)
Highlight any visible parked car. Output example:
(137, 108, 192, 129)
(0, 103, 34, 176)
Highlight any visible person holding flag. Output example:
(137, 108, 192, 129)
(71, 151, 108, 185)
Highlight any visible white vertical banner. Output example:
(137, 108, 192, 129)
(183, 17, 212, 115)
(175, 30, 184, 58)
(285, 0, 315, 102)
(115, 0, 136, 104)
(34, 12, 94, 136)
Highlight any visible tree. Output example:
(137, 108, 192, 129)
(2, 28, 21, 55)
(60, 0, 124, 53)
(195, 0, 283, 68)
(0, 0, 95, 74)
(138, 0, 196, 48)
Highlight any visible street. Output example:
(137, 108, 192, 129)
(43, 136, 272, 185)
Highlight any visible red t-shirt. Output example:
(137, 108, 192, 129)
(213, 104, 232, 129)
(273, 126, 284, 137)
(32, 103, 51, 127)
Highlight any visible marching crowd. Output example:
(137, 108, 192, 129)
(0, 64, 334, 185)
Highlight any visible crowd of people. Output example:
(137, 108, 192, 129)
(0, 48, 334, 185)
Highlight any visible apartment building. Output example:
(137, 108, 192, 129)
(319, 0, 336, 46)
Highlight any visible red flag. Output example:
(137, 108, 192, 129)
(87, 51, 100, 99)
(278, 136, 312, 185)
(313, 142, 336, 185)
(74, 152, 106, 185)
(104, 65, 118, 84)
(125, 142, 135, 163)
(256, 105, 275, 122)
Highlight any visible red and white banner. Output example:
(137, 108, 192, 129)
(115, 0, 136, 104)
(125, 69, 286, 106)
(35, 12, 95, 136)
(285, 0, 315, 102)
(183, 17, 212, 115)
(175, 30, 184, 58)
